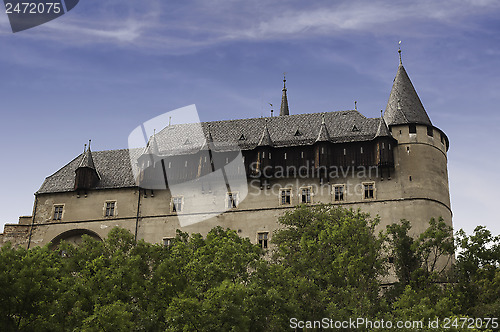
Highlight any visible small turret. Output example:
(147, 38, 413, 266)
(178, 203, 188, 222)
(74, 140, 100, 190)
(314, 114, 331, 182)
(279, 74, 289, 116)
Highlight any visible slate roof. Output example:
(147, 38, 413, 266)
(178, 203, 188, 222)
(37, 110, 389, 194)
(384, 64, 432, 126)
(38, 149, 141, 194)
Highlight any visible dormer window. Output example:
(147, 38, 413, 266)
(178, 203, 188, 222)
(294, 129, 302, 136)
(352, 125, 359, 132)
(239, 134, 246, 140)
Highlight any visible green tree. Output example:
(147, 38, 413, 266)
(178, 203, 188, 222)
(271, 204, 386, 323)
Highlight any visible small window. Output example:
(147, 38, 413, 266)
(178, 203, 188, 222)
(105, 201, 116, 217)
(440, 134, 445, 144)
(321, 147, 324, 154)
(363, 183, 375, 200)
(352, 125, 359, 132)
(333, 185, 345, 202)
(171, 196, 183, 213)
(280, 188, 291, 205)
(258, 232, 269, 249)
(381, 142, 385, 149)
(294, 129, 302, 136)
(427, 126, 433, 137)
(360, 147, 364, 154)
(343, 148, 347, 156)
(184, 139, 191, 145)
(269, 152, 272, 159)
(239, 134, 246, 141)
(284, 152, 287, 160)
(300, 187, 311, 204)
(409, 124, 417, 134)
(168, 161, 172, 168)
(184, 160, 188, 167)
(163, 238, 174, 246)
(262, 151, 265, 158)
(301, 151, 304, 159)
(53, 205, 63, 220)
(227, 192, 238, 209)
(389, 144, 392, 150)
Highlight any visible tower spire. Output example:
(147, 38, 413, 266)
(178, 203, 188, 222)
(279, 73, 289, 116)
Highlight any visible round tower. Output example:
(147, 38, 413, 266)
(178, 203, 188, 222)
(383, 55, 452, 236)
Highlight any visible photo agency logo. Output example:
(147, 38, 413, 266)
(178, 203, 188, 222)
(128, 105, 248, 227)
(3, 0, 79, 32)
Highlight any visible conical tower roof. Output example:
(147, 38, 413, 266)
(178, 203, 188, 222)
(375, 113, 392, 138)
(258, 120, 273, 147)
(280, 76, 289, 116)
(384, 63, 432, 126)
(316, 114, 330, 142)
(77, 140, 96, 170)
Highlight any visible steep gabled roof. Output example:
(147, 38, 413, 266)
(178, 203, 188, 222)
(38, 110, 385, 194)
(384, 64, 432, 126)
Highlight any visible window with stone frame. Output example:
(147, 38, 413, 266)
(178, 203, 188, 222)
(333, 184, 345, 202)
(280, 188, 291, 205)
(258, 232, 269, 249)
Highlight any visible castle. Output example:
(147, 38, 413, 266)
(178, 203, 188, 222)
(0, 53, 452, 251)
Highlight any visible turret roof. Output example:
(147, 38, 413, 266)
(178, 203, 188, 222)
(384, 64, 432, 126)
(77, 142, 96, 170)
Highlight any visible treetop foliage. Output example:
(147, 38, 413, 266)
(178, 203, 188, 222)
(0, 205, 498, 331)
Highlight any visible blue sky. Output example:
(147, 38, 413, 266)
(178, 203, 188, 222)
(0, 0, 499, 236)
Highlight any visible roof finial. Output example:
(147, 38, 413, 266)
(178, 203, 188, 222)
(380, 109, 383, 117)
(282, 72, 287, 91)
(355, 101, 357, 111)
(321, 113, 326, 124)
(398, 40, 402, 65)
(83, 143, 87, 153)
(88, 139, 91, 150)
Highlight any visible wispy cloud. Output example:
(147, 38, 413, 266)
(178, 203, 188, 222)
(2, 0, 499, 53)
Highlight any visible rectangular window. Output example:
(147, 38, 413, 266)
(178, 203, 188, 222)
(363, 183, 375, 199)
(440, 134, 445, 144)
(333, 185, 345, 202)
(105, 201, 116, 217)
(171, 196, 183, 213)
(227, 192, 238, 209)
(427, 126, 434, 137)
(300, 187, 311, 204)
(343, 148, 347, 156)
(360, 147, 364, 154)
(53, 205, 63, 220)
(280, 188, 291, 205)
(409, 124, 417, 134)
(284, 152, 287, 160)
(301, 151, 304, 158)
(258, 232, 268, 249)
(163, 237, 174, 246)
